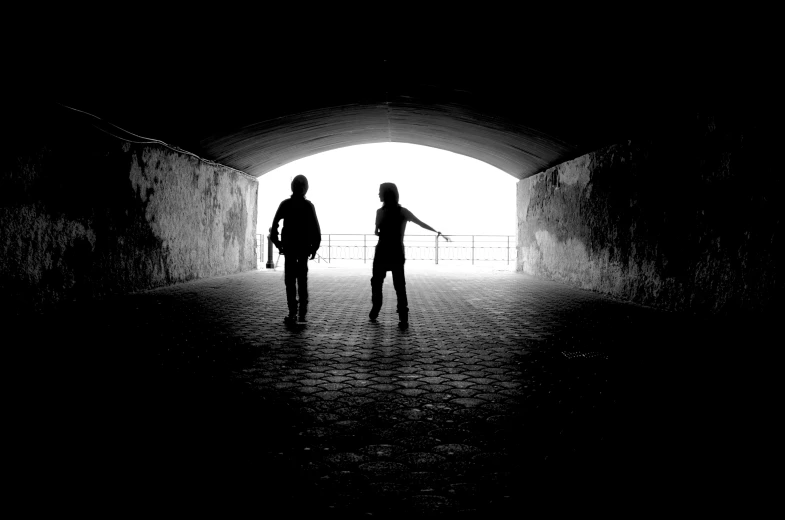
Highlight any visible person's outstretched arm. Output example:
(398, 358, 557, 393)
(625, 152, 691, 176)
(408, 210, 448, 240)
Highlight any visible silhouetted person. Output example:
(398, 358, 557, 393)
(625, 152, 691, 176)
(370, 182, 447, 329)
(270, 175, 321, 324)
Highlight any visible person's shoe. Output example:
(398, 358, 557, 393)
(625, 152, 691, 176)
(298, 314, 307, 322)
(369, 306, 380, 321)
(398, 312, 409, 329)
(284, 313, 297, 324)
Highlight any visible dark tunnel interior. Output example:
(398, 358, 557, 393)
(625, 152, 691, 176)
(3, 13, 780, 517)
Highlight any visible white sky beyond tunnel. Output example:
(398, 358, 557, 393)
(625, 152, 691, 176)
(256, 143, 518, 239)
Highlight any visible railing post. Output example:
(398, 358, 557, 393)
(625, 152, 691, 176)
(472, 235, 475, 265)
(435, 234, 439, 265)
(507, 236, 510, 265)
(265, 228, 275, 269)
(328, 234, 331, 264)
(364, 234, 366, 264)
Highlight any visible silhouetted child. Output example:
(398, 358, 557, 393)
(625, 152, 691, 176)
(370, 182, 447, 329)
(270, 175, 321, 324)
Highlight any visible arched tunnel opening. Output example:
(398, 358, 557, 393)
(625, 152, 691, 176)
(255, 143, 518, 270)
(3, 42, 779, 515)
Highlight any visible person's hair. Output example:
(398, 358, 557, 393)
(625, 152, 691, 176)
(291, 175, 309, 196)
(379, 182, 399, 206)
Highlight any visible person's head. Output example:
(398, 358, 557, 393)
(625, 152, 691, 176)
(291, 175, 309, 196)
(379, 182, 399, 206)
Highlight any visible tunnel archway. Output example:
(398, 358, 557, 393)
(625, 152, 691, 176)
(200, 101, 579, 180)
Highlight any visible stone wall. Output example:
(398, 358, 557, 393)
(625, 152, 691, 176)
(517, 113, 780, 315)
(1, 104, 258, 313)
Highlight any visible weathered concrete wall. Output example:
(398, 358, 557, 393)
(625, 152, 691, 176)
(517, 113, 780, 315)
(1, 105, 258, 312)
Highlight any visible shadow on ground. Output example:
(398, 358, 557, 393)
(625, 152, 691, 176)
(6, 268, 772, 517)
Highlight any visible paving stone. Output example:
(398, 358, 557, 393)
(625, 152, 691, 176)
(405, 494, 460, 515)
(367, 481, 410, 499)
(323, 451, 367, 469)
(359, 444, 408, 460)
(396, 388, 429, 397)
(446, 482, 484, 506)
(397, 408, 436, 421)
(399, 471, 449, 494)
(450, 397, 488, 407)
(447, 388, 480, 398)
(444, 380, 476, 389)
(435, 461, 477, 478)
(420, 392, 457, 403)
(397, 380, 427, 388)
(301, 427, 335, 440)
(312, 412, 341, 424)
(358, 461, 409, 480)
(419, 383, 454, 392)
(313, 390, 346, 400)
(452, 408, 492, 420)
(428, 427, 473, 444)
(371, 376, 398, 383)
(397, 435, 441, 451)
(343, 387, 378, 397)
(317, 470, 370, 492)
(473, 393, 510, 403)
(369, 383, 400, 391)
(392, 421, 434, 436)
(318, 434, 363, 452)
(432, 443, 483, 461)
(468, 384, 499, 393)
(395, 452, 447, 470)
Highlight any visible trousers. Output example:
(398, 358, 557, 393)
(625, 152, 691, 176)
(284, 254, 309, 316)
(370, 260, 408, 315)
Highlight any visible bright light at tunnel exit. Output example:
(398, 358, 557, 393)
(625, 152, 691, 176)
(257, 143, 518, 239)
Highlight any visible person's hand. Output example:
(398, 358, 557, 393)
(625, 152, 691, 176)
(310, 252, 316, 260)
(278, 246, 284, 255)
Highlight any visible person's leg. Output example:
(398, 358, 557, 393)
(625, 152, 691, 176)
(370, 261, 386, 320)
(284, 254, 298, 321)
(297, 255, 309, 320)
(391, 263, 409, 327)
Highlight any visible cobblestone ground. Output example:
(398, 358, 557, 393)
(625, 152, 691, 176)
(15, 264, 766, 517)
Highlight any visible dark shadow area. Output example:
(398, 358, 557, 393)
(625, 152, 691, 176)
(6, 271, 774, 517)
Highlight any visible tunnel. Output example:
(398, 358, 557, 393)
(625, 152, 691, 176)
(4, 24, 779, 517)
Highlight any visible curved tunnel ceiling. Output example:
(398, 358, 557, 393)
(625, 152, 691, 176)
(202, 100, 578, 179)
(14, 26, 773, 181)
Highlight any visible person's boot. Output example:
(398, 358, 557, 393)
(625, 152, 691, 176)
(369, 305, 381, 322)
(398, 310, 409, 329)
(284, 304, 298, 324)
(298, 304, 307, 322)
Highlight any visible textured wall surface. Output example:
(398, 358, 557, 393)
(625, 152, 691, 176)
(517, 113, 780, 315)
(1, 107, 258, 312)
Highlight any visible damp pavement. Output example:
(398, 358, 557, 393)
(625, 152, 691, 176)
(12, 264, 769, 517)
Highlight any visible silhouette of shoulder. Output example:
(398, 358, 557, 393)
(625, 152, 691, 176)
(377, 206, 413, 219)
(279, 197, 317, 213)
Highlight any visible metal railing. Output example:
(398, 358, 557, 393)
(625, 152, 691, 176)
(256, 233, 516, 266)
